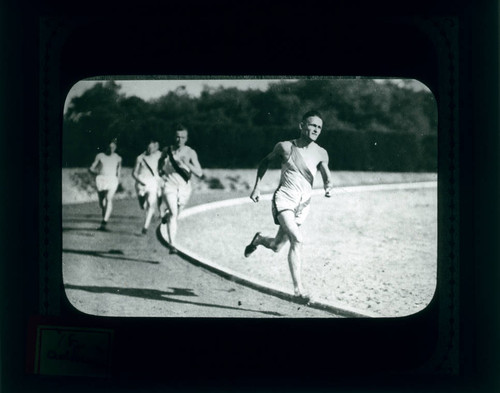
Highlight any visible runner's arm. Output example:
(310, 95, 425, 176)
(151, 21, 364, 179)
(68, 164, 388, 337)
(250, 143, 283, 202)
(158, 149, 167, 177)
(318, 150, 333, 197)
(132, 156, 146, 185)
(182, 150, 203, 178)
(88, 154, 101, 175)
(116, 157, 122, 178)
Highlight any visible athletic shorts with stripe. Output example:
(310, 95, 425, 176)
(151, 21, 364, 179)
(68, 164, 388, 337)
(272, 187, 311, 226)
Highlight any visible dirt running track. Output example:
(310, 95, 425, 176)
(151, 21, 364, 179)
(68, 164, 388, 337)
(62, 195, 340, 318)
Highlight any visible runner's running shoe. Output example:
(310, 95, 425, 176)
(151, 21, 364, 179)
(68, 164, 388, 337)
(244, 232, 261, 257)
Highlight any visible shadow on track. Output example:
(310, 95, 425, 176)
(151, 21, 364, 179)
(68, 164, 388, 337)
(63, 214, 142, 221)
(65, 284, 282, 317)
(63, 248, 161, 265)
(62, 227, 142, 236)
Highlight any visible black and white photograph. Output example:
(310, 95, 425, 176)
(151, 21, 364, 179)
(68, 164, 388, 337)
(5, 1, 500, 390)
(62, 77, 438, 318)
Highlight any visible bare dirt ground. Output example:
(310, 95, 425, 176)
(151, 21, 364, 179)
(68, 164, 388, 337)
(177, 185, 437, 317)
(62, 170, 437, 318)
(62, 197, 338, 318)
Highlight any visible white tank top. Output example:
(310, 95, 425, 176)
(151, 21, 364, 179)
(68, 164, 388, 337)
(137, 151, 161, 179)
(98, 153, 121, 177)
(278, 141, 318, 199)
(160, 146, 192, 186)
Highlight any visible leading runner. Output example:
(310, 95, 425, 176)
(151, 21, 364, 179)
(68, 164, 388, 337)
(244, 110, 333, 302)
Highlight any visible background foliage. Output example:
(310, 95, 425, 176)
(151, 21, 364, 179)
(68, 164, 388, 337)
(63, 79, 437, 171)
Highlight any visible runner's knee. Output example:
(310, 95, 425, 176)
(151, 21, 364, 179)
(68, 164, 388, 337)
(272, 242, 285, 253)
(147, 195, 156, 207)
(271, 237, 287, 252)
(289, 232, 303, 245)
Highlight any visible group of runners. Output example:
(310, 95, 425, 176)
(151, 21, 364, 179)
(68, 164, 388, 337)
(88, 125, 203, 253)
(87, 111, 332, 301)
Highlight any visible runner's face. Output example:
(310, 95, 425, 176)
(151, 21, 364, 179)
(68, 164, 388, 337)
(300, 116, 323, 141)
(147, 142, 157, 154)
(175, 130, 188, 147)
(108, 142, 117, 154)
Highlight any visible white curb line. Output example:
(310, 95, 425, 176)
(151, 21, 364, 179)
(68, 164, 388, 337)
(179, 181, 437, 219)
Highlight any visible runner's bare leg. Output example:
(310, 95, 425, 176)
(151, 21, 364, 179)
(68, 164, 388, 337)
(277, 210, 307, 296)
(164, 192, 179, 246)
(254, 226, 289, 253)
(104, 188, 116, 222)
(158, 195, 166, 217)
(98, 191, 107, 219)
(143, 194, 156, 229)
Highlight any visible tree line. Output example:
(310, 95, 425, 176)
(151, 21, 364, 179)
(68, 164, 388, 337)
(63, 79, 437, 171)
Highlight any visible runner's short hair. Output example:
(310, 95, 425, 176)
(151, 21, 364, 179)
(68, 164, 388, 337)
(175, 124, 188, 132)
(301, 110, 323, 122)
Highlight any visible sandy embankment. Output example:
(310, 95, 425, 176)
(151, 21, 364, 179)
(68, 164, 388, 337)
(62, 168, 437, 205)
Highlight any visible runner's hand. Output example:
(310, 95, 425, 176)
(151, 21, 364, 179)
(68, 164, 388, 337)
(250, 188, 260, 203)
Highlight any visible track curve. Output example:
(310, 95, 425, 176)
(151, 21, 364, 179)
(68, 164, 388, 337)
(62, 196, 341, 318)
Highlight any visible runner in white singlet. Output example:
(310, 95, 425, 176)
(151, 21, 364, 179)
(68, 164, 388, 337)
(132, 140, 162, 234)
(158, 126, 203, 253)
(244, 111, 333, 302)
(88, 139, 122, 231)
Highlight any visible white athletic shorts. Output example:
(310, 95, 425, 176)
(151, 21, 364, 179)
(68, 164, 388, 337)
(272, 187, 311, 226)
(135, 178, 161, 198)
(161, 180, 192, 208)
(96, 175, 119, 193)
